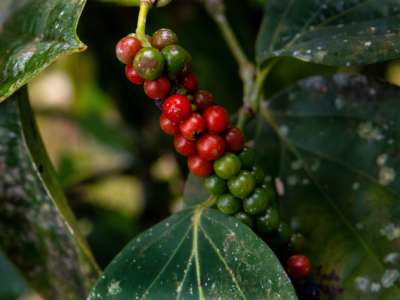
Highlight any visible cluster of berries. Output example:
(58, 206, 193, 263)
(115, 28, 312, 284)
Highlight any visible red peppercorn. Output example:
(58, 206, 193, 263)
(144, 77, 171, 100)
(174, 134, 197, 156)
(224, 127, 245, 153)
(116, 35, 142, 64)
(125, 64, 144, 85)
(188, 154, 213, 177)
(286, 255, 312, 281)
(203, 105, 229, 134)
(160, 114, 179, 135)
(197, 134, 226, 161)
(194, 90, 214, 111)
(181, 73, 198, 93)
(179, 113, 206, 141)
(162, 95, 192, 123)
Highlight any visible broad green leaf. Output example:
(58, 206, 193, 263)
(89, 206, 297, 299)
(256, 0, 400, 67)
(0, 0, 87, 101)
(254, 74, 400, 299)
(0, 251, 30, 300)
(0, 88, 100, 299)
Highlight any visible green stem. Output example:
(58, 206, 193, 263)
(215, 15, 250, 71)
(136, 0, 152, 46)
(250, 59, 278, 112)
(204, 0, 254, 82)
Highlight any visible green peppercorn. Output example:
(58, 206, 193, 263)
(133, 47, 165, 80)
(289, 233, 306, 252)
(234, 212, 254, 228)
(214, 153, 242, 180)
(251, 165, 265, 185)
(151, 28, 178, 49)
(239, 147, 256, 170)
(228, 171, 256, 199)
(256, 208, 280, 234)
(216, 194, 241, 215)
(277, 222, 292, 243)
(243, 187, 273, 215)
(204, 175, 226, 195)
(161, 45, 191, 78)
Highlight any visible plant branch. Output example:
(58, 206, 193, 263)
(204, 0, 254, 80)
(136, 0, 152, 46)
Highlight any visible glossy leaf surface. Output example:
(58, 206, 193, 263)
(0, 0, 86, 101)
(0, 88, 99, 299)
(253, 74, 400, 299)
(89, 206, 297, 299)
(256, 0, 400, 66)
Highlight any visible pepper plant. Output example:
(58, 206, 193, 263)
(1, 0, 400, 299)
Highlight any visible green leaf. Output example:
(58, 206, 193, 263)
(256, 0, 400, 67)
(254, 74, 400, 299)
(0, 88, 100, 299)
(89, 206, 297, 299)
(0, 251, 30, 300)
(0, 0, 87, 101)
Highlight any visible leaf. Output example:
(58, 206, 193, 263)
(0, 0, 87, 101)
(0, 88, 100, 299)
(88, 206, 297, 299)
(254, 74, 400, 299)
(256, 0, 400, 67)
(0, 251, 30, 300)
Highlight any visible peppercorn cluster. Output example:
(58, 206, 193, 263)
(116, 28, 313, 286)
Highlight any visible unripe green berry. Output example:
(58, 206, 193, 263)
(204, 175, 226, 195)
(133, 47, 165, 80)
(289, 233, 306, 252)
(216, 194, 241, 215)
(251, 165, 265, 185)
(277, 222, 292, 243)
(256, 208, 280, 234)
(243, 187, 273, 215)
(152, 28, 178, 49)
(239, 147, 256, 170)
(234, 212, 254, 228)
(214, 153, 242, 180)
(161, 45, 191, 78)
(228, 171, 256, 199)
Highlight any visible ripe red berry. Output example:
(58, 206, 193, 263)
(188, 154, 213, 177)
(160, 114, 179, 135)
(224, 127, 245, 153)
(144, 77, 171, 100)
(203, 105, 229, 134)
(116, 35, 142, 64)
(125, 64, 144, 85)
(174, 134, 197, 156)
(286, 255, 312, 281)
(181, 73, 198, 93)
(179, 113, 206, 141)
(162, 95, 192, 123)
(197, 134, 226, 161)
(194, 90, 214, 111)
